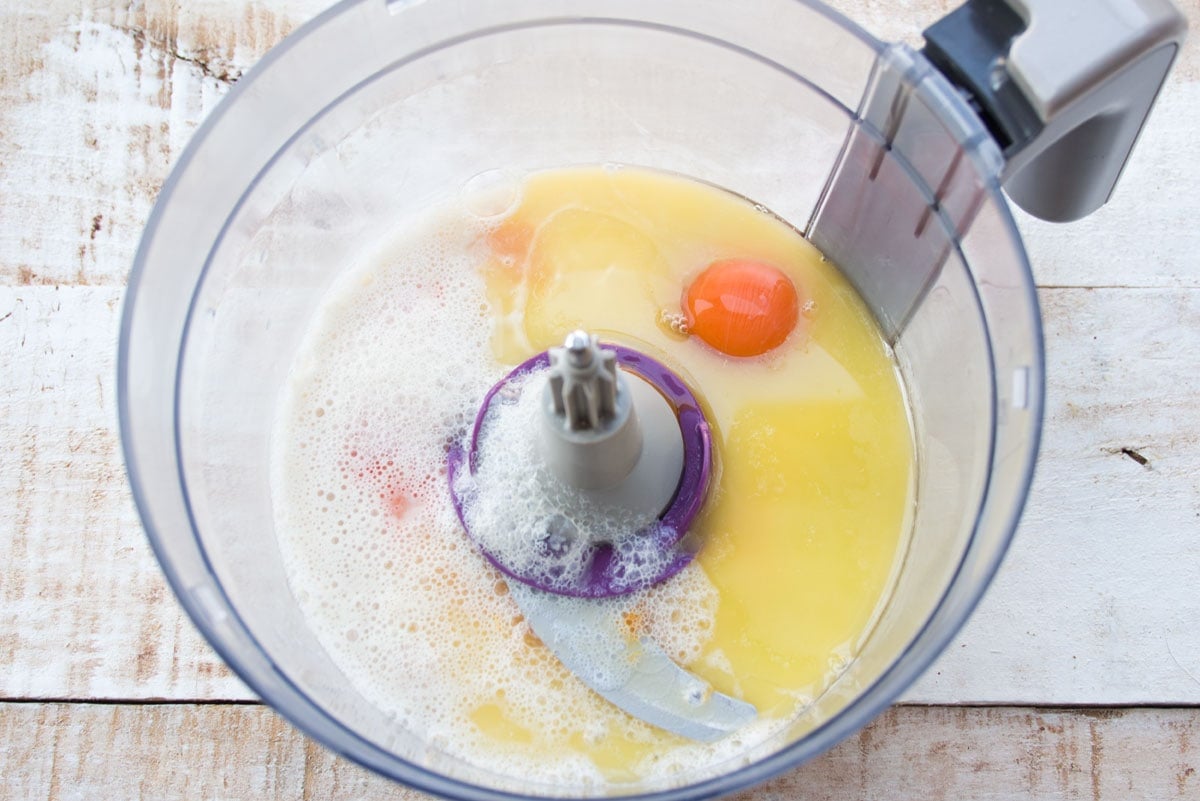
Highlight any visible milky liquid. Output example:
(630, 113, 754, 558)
(271, 166, 914, 791)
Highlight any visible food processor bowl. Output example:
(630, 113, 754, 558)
(119, 0, 1182, 797)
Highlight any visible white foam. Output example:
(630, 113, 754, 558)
(270, 195, 785, 790)
(455, 367, 680, 596)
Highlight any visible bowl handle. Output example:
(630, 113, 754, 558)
(924, 0, 1187, 222)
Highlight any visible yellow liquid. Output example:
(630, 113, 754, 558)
(473, 167, 914, 755)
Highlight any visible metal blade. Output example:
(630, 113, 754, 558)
(507, 582, 757, 742)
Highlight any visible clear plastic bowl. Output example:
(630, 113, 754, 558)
(119, 0, 1044, 798)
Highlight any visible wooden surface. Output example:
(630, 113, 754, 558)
(2, 705, 1198, 800)
(1, 0, 1198, 798)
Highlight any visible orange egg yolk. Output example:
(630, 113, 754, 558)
(684, 259, 800, 357)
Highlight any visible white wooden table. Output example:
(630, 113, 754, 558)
(2, 1, 1198, 798)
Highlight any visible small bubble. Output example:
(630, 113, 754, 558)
(658, 309, 690, 337)
(460, 168, 522, 219)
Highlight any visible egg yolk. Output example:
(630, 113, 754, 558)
(684, 259, 800, 357)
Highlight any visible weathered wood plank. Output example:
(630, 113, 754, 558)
(0, 285, 251, 700)
(1, 0, 1197, 290)
(1, 703, 1197, 800)
(0, 0, 326, 287)
(907, 285, 1200, 703)
(2, 282, 1198, 703)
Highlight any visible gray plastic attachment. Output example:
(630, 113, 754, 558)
(540, 331, 685, 526)
(925, 0, 1186, 222)
(548, 331, 623, 436)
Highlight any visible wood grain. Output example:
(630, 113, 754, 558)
(907, 285, 1200, 703)
(1, 703, 1197, 800)
(0, 286, 250, 701)
(0, 0, 326, 288)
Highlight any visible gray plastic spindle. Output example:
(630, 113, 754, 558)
(539, 332, 685, 528)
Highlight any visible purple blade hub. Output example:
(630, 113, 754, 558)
(447, 344, 712, 598)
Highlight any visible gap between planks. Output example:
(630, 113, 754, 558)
(5, 698, 1200, 710)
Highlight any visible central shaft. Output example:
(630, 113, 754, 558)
(541, 331, 642, 491)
